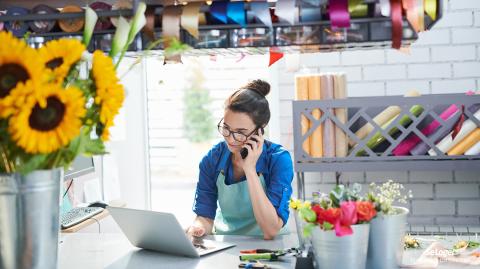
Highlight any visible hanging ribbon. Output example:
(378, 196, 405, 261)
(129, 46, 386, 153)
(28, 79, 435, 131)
(181, 2, 202, 39)
(163, 5, 182, 64)
(275, 0, 296, 25)
(227, 1, 246, 27)
(210, 1, 228, 24)
(424, 0, 437, 20)
(391, 0, 402, 49)
(329, 0, 350, 28)
(379, 0, 391, 17)
(269, 47, 284, 67)
(250, 2, 272, 28)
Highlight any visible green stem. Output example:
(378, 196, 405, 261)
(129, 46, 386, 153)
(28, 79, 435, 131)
(51, 150, 63, 169)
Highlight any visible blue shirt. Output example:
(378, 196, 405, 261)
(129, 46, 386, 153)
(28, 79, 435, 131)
(193, 140, 294, 226)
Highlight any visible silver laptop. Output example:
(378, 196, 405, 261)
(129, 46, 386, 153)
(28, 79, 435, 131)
(108, 206, 235, 258)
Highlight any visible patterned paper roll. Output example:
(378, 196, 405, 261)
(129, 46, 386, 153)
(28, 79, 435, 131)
(110, 0, 133, 28)
(90, 2, 113, 30)
(5, 7, 30, 37)
(28, 5, 58, 34)
(393, 104, 460, 156)
(295, 76, 310, 155)
(428, 109, 480, 156)
(410, 109, 462, 156)
(349, 90, 420, 147)
(321, 74, 335, 157)
(59, 5, 85, 33)
(334, 74, 348, 157)
(448, 129, 480, 156)
(308, 75, 323, 158)
(465, 141, 480, 155)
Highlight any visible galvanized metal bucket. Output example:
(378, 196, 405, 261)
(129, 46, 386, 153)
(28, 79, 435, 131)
(367, 206, 409, 269)
(311, 224, 370, 269)
(0, 169, 62, 269)
(292, 209, 308, 249)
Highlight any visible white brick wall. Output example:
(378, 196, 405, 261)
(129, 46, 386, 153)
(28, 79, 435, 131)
(279, 2, 480, 225)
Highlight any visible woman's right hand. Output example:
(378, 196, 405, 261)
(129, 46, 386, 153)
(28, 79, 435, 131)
(187, 226, 206, 237)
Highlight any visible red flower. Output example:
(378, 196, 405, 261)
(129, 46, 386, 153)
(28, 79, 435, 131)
(356, 201, 377, 222)
(312, 205, 341, 226)
(335, 201, 357, 237)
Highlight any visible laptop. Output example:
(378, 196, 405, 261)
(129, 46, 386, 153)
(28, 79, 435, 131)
(108, 206, 235, 258)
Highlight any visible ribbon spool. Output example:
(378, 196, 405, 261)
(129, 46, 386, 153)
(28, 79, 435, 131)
(5, 7, 30, 37)
(28, 5, 58, 34)
(110, 0, 133, 28)
(59, 5, 85, 33)
(90, 2, 113, 30)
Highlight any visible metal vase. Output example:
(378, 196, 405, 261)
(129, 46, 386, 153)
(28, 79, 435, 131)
(0, 169, 62, 269)
(311, 224, 370, 269)
(292, 209, 308, 249)
(367, 206, 409, 269)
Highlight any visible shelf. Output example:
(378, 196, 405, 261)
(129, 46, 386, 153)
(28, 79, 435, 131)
(292, 94, 480, 172)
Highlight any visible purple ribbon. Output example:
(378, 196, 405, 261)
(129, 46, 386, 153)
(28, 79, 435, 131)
(329, 0, 350, 28)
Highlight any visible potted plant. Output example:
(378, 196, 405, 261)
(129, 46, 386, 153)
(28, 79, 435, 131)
(0, 5, 147, 269)
(366, 180, 413, 269)
(300, 184, 377, 269)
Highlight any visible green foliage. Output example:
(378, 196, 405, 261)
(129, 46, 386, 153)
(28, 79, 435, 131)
(330, 183, 362, 207)
(183, 88, 214, 143)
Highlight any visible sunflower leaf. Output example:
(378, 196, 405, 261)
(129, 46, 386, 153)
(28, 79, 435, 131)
(84, 138, 107, 155)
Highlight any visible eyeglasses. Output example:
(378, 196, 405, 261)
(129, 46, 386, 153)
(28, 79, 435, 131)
(217, 118, 258, 143)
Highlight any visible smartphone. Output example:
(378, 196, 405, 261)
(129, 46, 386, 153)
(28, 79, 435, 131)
(241, 127, 264, 159)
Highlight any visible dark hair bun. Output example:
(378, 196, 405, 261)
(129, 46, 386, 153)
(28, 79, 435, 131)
(244, 79, 270, 97)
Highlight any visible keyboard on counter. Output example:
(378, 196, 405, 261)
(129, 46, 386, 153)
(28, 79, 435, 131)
(60, 207, 104, 229)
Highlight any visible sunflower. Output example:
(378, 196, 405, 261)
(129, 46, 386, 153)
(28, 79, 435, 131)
(8, 82, 86, 154)
(91, 50, 125, 141)
(38, 39, 86, 83)
(0, 31, 46, 118)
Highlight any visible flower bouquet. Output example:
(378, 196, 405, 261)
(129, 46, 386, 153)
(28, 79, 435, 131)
(0, 4, 146, 269)
(365, 180, 413, 269)
(299, 184, 377, 269)
(289, 198, 311, 248)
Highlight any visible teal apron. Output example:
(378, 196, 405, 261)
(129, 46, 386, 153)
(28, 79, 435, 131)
(214, 171, 289, 236)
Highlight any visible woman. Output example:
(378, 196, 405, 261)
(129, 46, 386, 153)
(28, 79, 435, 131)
(187, 80, 293, 240)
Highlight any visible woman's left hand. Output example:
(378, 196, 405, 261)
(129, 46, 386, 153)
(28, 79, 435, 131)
(239, 133, 264, 174)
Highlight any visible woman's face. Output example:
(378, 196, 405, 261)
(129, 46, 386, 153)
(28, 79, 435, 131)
(221, 110, 257, 153)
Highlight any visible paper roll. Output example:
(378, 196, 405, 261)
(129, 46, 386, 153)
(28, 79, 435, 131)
(410, 109, 462, 156)
(465, 141, 480, 155)
(334, 74, 348, 157)
(321, 74, 335, 157)
(181, 2, 201, 39)
(349, 90, 420, 147)
(295, 76, 310, 156)
(5, 7, 30, 37)
(28, 5, 58, 34)
(428, 109, 480, 156)
(308, 76, 323, 158)
(394, 104, 460, 156)
(59, 5, 85, 33)
(163, 5, 182, 63)
(448, 129, 480, 156)
(110, 0, 133, 28)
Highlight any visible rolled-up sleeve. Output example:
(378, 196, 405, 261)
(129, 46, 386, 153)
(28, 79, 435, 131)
(266, 149, 294, 227)
(192, 150, 218, 220)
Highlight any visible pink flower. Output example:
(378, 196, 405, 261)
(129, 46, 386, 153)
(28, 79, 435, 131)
(334, 201, 358, 237)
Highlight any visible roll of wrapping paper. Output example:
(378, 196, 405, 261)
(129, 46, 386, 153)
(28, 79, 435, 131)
(348, 0, 369, 18)
(28, 5, 58, 33)
(393, 104, 461, 156)
(390, 0, 402, 49)
(349, 90, 420, 147)
(295, 75, 311, 156)
(334, 74, 348, 157)
(448, 129, 480, 156)
(59, 5, 85, 33)
(410, 109, 462, 156)
(355, 104, 424, 156)
(465, 141, 480, 155)
(110, 0, 133, 28)
(428, 109, 480, 156)
(5, 7, 30, 38)
(90, 2, 113, 30)
(181, 2, 202, 39)
(321, 74, 335, 157)
(163, 5, 182, 63)
(308, 75, 323, 158)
